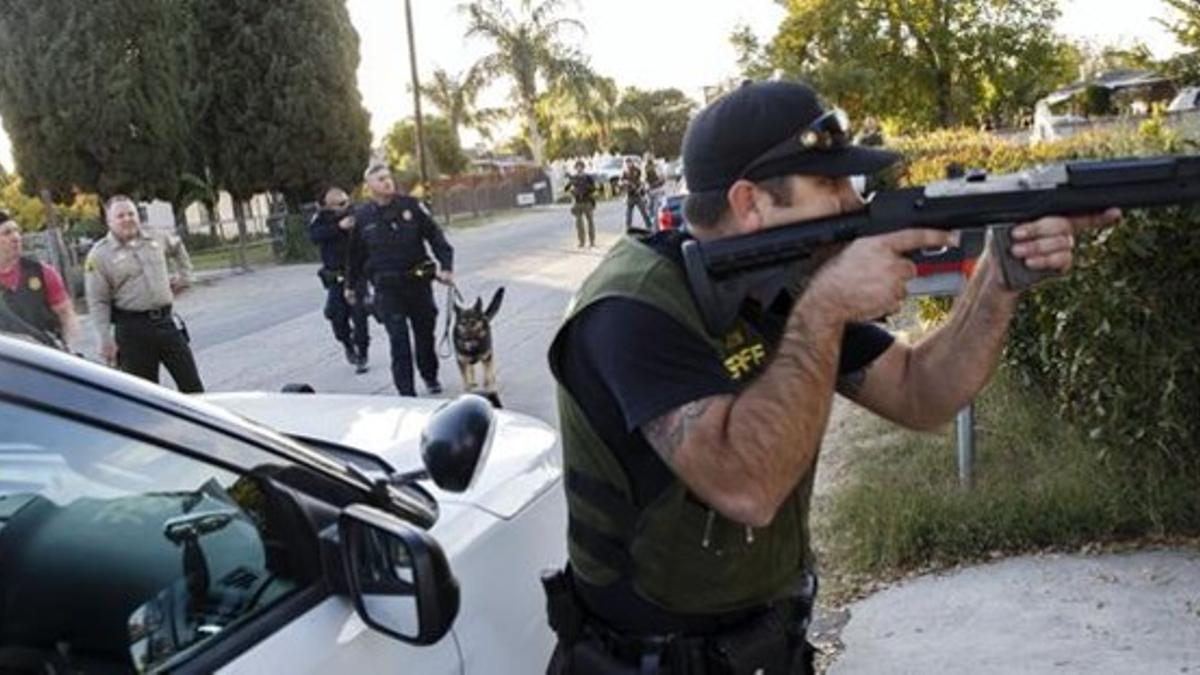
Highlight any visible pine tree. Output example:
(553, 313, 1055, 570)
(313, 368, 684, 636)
(191, 0, 371, 207)
(0, 0, 189, 200)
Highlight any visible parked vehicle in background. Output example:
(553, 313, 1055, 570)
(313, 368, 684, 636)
(656, 192, 688, 233)
(1167, 86, 1200, 112)
(593, 155, 641, 194)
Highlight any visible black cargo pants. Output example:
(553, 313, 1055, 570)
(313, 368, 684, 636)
(114, 313, 204, 393)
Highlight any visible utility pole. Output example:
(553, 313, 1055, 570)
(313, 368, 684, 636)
(404, 0, 430, 186)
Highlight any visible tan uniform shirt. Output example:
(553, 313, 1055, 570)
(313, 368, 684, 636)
(84, 230, 194, 342)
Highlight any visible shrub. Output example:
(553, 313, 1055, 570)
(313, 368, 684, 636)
(280, 214, 320, 263)
(888, 126, 1199, 472)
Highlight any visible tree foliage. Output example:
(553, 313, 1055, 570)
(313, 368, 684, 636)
(189, 0, 371, 204)
(421, 67, 499, 150)
(383, 116, 469, 179)
(751, 0, 1077, 130)
(1158, 0, 1200, 84)
(459, 0, 592, 165)
(615, 88, 696, 158)
(0, 174, 100, 231)
(0, 0, 188, 200)
(538, 78, 696, 160)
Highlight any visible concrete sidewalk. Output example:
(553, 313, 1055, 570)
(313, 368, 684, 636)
(829, 549, 1200, 674)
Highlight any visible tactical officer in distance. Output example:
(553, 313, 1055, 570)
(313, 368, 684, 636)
(644, 155, 667, 227)
(0, 213, 83, 350)
(310, 185, 370, 374)
(347, 163, 454, 397)
(619, 157, 652, 230)
(567, 160, 598, 248)
(86, 195, 204, 392)
(543, 81, 1119, 673)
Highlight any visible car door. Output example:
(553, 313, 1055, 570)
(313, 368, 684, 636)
(0, 354, 464, 674)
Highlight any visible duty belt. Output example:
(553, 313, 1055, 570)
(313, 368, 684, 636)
(112, 305, 173, 322)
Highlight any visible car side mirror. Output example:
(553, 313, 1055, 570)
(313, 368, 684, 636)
(419, 394, 495, 493)
(339, 504, 459, 645)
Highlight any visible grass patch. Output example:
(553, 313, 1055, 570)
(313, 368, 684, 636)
(816, 369, 1200, 586)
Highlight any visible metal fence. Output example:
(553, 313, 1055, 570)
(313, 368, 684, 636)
(429, 168, 554, 223)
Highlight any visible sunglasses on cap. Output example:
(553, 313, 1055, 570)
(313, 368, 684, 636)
(738, 107, 852, 179)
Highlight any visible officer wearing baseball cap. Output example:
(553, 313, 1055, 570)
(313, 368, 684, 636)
(542, 80, 1118, 674)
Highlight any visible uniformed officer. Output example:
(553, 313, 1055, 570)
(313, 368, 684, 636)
(347, 163, 454, 396)
(567, 160, 598, 247)
(310, 185, 370, 374)
(644, 155, 666, 227)
(0, 213, 82, 350)
(85, 195, 204, 392)
(619, 157, 652, 230)
(542, 81, 1119, 673)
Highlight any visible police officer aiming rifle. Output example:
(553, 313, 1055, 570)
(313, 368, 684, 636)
(619, 157, 653, 230)
(543, 80, 1119, 674)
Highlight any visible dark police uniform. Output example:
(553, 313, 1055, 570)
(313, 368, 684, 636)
(85, 231, 204, 393)
(620, 165, 652, 230)
(0, 257, 64, 347)
(568, 172, 598, 247)
(309, 208, 370, 364)
(545, 232, 893, 673)
(348, 195, 453, 396)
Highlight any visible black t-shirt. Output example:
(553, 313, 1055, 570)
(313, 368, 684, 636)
(555, 234, 895, 508)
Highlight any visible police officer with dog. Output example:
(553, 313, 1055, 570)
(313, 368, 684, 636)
(347, 162, 453, 397)
(310, 185, 370, 374)
(543, 80, 1119, 673)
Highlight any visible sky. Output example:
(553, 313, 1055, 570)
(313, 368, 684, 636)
(0, 0, 1186, 171)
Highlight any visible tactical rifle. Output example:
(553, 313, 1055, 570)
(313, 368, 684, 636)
(682, 155, 1200, 335)
(0, 294, 67, 351)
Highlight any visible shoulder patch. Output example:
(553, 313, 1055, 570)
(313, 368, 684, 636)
(84, 256, 97, 273)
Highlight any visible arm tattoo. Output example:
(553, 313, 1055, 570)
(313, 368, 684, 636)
(643, 398, 715, 464)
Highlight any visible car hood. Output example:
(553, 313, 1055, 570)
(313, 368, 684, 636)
(203, 393, 561, 520)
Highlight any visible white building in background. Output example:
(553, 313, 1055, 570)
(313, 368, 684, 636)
(137, 192, 275, 239)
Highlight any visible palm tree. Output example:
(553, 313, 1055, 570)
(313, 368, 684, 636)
(459, 0, 591, 166)
(420, 66, 492, 151)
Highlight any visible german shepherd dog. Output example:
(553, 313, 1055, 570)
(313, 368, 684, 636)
(453, 287, 504, 407)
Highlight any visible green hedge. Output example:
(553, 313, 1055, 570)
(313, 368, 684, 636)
(889, 123, 1200, 471)
(281, 214, 320, 263)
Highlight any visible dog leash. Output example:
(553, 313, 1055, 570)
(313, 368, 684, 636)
(438, 281, 465, 360)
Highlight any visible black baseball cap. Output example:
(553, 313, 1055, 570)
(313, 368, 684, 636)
(682, 81, 900, 192)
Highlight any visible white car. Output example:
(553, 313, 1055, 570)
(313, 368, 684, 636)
(1168, 86, 1200, 112)
(0, 335, 566, 674)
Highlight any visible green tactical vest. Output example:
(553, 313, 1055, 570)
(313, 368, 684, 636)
(548, 236, 817, 616)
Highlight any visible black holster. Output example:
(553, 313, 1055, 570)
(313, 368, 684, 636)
(317, 268, 344, 289)
(543, 569, 587, 645)
(175, 315, 191, 344)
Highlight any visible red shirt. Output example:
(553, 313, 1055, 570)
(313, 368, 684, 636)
(0, 261, 69, 307)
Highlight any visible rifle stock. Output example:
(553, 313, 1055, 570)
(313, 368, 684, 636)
(683, 155, 1200, 334)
